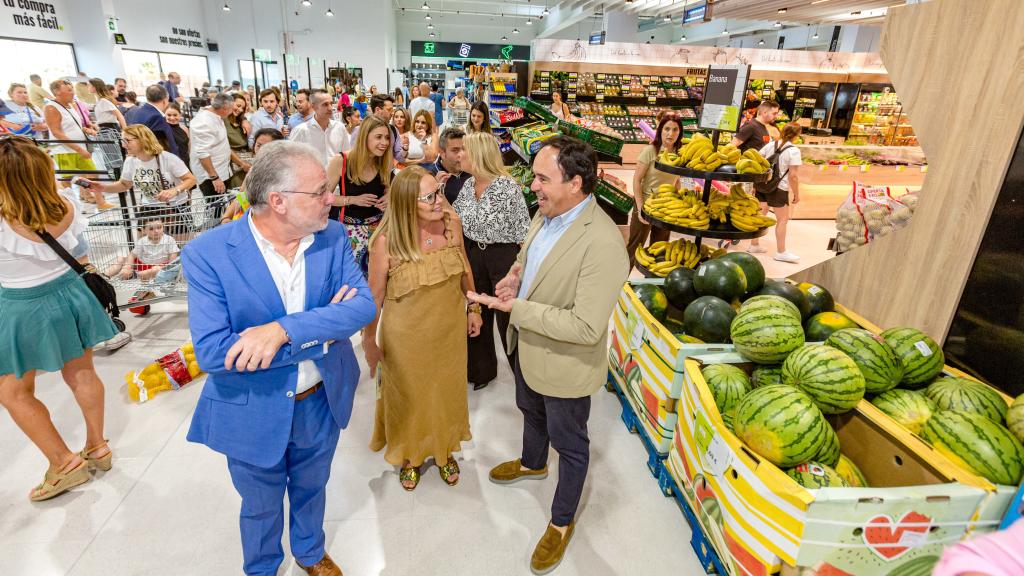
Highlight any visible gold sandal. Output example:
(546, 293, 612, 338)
(30, 457, 91, 502)
(439, 456, 460, 486)
(81, 440, 112, 472)
(399, 465, 420, 491)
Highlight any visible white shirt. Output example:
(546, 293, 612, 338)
(758, 141, 802, 192)
(121, 152, 191, 205)
(408, 96, 435, 122)
(189, 108, 233, 184)
(0, 190, 87, 289)
(94, 98, 119, 125)
(289, 116, 350, 165)
(406, 132, 431, 161)
(45, 101, 88, 156)
(247, 214, 322, 394)
(133, 234, 179, 265)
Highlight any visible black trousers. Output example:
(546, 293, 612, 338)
(515, 353, 592, 527)
(199, 178, 226, 219)
(465, 241, 518, 385)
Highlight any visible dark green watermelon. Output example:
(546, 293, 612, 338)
(693, 260, 747, 301)
(797, 282, 835, 316)
(804, 311, 858, 342)
(664, 317, 685, 335)
(755, 280, 811, 321)
(634, 284, 669, 323)
(683, 296, 737, 344)
(664, 268, 699, 311)
(721, 252, 766, 293)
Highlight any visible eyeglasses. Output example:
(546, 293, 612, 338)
(418, 185, 442, 204)
(280, 182, 333, 199)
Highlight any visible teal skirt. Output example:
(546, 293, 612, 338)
(0, 270, 119, 378)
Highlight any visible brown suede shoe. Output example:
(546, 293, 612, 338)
(297, 553, 343, 576)
(531, 522, 575, 575)
(489, 459, 548, 485)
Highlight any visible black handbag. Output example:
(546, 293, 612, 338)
(37, 230, 120, 319)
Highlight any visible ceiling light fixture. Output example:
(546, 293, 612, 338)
(422, 2, 429, 9)
(427, 22, 433, 28)
(222, 2, 230, 11)
(502, 34, 508, 41)
(722, 28, 728, 35)
(758, 38, 765, 45)
(774, 20, 782, 27)
(425, 13, 431, 19)
(326, 7, 333, 16)
(513, 28, 519, 34)
(664, 14, 671, 22)
(429, 32, 435, 37)
(301, 0, 311, 6)
(681, 33, 686, 41)
(813, 24, 820, 39)
(527, 18, 533, 25)
(778, 8, 787, 13)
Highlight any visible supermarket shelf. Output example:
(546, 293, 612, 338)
(653, 162, 771, 183)
(510, 139, 623, 165)
(646, 214, 769, 240)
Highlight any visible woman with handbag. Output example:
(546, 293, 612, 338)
(0, 136, 120, 502)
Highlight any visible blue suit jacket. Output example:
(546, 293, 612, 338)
(124, 102, 178, 156)
(182, 215, 376, 468)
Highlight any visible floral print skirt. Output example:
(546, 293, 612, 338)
(343, 214, 383, 276)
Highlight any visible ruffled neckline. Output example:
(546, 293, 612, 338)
(0, 192, 86, 261)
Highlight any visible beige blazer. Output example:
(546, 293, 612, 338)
(507, 197, 629, 398)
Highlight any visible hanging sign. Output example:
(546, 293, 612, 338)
(698, 65, 750, 132)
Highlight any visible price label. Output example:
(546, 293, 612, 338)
(568, 93, 576, 101)
(648, 95, 657, 104)
(597, 74, 606, 80)
(568, 83, 577, 89)
(914, 340, 933, 357)
(629, 317, 647, 352)
(839, 165, 848, 171)
(695, 411, 732, 476)
(861, 165, 870, 172)
(596, 94, 604, 102)
(569, 72, 578, 78)
(541, 71, 550, 77)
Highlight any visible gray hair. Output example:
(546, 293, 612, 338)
(438, 127, 465, 151)
(209, 92, 234, 110)
(311, 91, 331, 106)
(246, 141, 323, 208)
(145, 84, 168, 103)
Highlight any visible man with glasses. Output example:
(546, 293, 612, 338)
(289, 92, 350, 165)
(182, 140, 376, 576)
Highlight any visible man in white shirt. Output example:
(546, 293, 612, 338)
(408, 81, 440, 125)
(189, 93, 235, 214)
(288, 92, 350, 165)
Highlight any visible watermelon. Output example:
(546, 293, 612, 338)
(804, 311, 858, 342)
(701, 364, 752, 413)
(733, 385, 828, 468)
(663, 317, 685, 335)
(720, 252, 765, 293)
(740, 295, 801, 322)
(886, 556, 939, 576)
(1008, 394, 1024, 444)
(825, 328, 904, 394)
(922, 410, 1024, 485)
(782, 344, 866, 414)
(751, 365, 785, 388)
(730, 306, 805, 364)
(925, 377, 1008, 424)
(796, 282, 835, 317)
(881, 327, 945, 388)
(834, 454, 868, 487)
(693, 259, 747, 301)
(786, 462, 849, 489)
(664, 267, 699, 311)
(683, 296, 736, 344)
(634, 284, 668, 323)
(871, 388, 935, 435)
(721, 407, 737, 432)
(815, 421, 840, 467)
(755, 280, 812, 320)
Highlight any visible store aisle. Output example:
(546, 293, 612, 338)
(0, 304, 706, 576)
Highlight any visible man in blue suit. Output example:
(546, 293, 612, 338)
(182, 140, 376, 576)
(124, 84, 178, 157)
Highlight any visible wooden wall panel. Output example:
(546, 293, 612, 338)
(792, 0, 1024, 343)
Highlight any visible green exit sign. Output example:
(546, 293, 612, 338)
(423, 42, 436, 55)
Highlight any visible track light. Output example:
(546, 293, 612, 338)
(222, 2, 230, 11)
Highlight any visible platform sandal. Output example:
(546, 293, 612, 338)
(81, 440, 113, 472)
(439, 456, 460, 486)
(399, 465, 420, 491)
(29, 456, 91, 502)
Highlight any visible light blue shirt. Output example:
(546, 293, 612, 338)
(518, 195, 594, 298)
(3, 100, 44, 138)
(248, 108, 285, 148)
(287, 111, 312, 131)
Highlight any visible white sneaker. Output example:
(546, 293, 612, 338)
(95, 331, 132, 352)
(774, 251, 801, 263)
(747, 245, 767, 254)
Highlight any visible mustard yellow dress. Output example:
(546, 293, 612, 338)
(370, 223, 473, 467)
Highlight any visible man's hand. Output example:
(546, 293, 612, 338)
(330, 284, 358, 304)
(224, 321, 290, 372)
(467, 312, 482, 337)
(212, 178, 226, 194)
(468, 291, 513, 313)
(495, 263, 523, 301)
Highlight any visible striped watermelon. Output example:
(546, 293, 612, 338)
(925, 377, 1008, 424)
(741, 295, 802, 322)
(1008, 394, 1024, 444)
(701, 364, 752, 414)
(815, 421, 840, 467)
(751, 365, 785, 388)
(786, 462, 849, 489)
(731, 305, 805, 364)
(721, 407, 737, 432)
(881, 327, 945, 388)
(733, 385, 828, 468)
(782, 344, 866, 414)
(825, 328, 904, 394)
(872, 389, 936, 435)
(922, 410, 1024, 485)
(834, 454, 868, 487)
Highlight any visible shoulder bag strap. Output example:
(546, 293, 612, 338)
(337, 152, 347, 222)
(37, 229, 88, 275)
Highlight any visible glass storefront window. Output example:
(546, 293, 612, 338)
(0, 38, 77, 97)
(122, 49, 209, 99)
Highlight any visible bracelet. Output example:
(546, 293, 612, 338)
(467, 303, 482, 315)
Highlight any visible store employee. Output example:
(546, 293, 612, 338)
(731, 100, 780, 152)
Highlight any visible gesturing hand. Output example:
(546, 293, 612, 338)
(467, 291, 513, 313)
(494, 263, 523, 302)
(224, 321, 290, 372)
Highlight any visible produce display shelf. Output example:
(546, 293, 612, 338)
(646, 214, 769, 240)
(635, 261, 660, 279)
(509, 139, 623, 165)
(653, 162, 771, 183)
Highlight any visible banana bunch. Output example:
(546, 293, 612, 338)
(643, 185, 710, 229)
(736, 149, 771, 174)
(657, 140, 692, 167)
(635, 238, 705, 276)
(707, 190, 731, 223)
(728, 189, 777, 232)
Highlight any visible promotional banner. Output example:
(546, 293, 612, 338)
(0, 0, 72, 42)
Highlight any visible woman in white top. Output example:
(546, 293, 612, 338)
(0, 136, 119, 502)
(86, 124, 197, 238)
(549, 90, 571, 120)
(405, 109, 438, 165)
(749, 123, 803, 263)
(448, 87, 470, 127)
(88, 78, 126, 132)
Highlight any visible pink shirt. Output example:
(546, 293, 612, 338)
(933, 519, 1024, 576)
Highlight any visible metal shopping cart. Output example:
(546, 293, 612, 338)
(83, 192, 235, 324)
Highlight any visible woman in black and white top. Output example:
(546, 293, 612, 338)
(452, 132, 530, 390)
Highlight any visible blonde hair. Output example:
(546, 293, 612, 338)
(412, 109, 435, 139)
(347, 115, 393, 187)
(122, 124, 164, 156)
(369, 166, 430, 263)
(0, 136, 67, 231)
(462, 132, 507, 181)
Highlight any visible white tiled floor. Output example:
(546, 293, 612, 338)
(0, 301, 706, 576)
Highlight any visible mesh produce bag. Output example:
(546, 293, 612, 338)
(835, 185, 870, 252)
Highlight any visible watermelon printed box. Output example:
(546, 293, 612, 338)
(665, 357, 994, 576)
(608, 280, 735, 454)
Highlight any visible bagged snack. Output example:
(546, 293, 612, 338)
(126, 342, 203, 403)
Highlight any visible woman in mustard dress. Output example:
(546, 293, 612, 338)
(363, 166, 483, 490)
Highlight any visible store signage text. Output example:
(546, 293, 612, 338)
(3, 0, 63, 31)
(160, 26, 203, 49)
(411, 40, 529, 61)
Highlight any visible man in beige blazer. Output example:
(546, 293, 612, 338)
(469, 136, 628, 575)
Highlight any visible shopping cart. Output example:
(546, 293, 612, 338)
(83, 192, 235, 323)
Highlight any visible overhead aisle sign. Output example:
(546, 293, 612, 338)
(698, 64, 750, 132)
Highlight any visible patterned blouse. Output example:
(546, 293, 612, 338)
(452, 175, 531, 245)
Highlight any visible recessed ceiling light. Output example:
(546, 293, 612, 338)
(778, 8, 787, 13)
